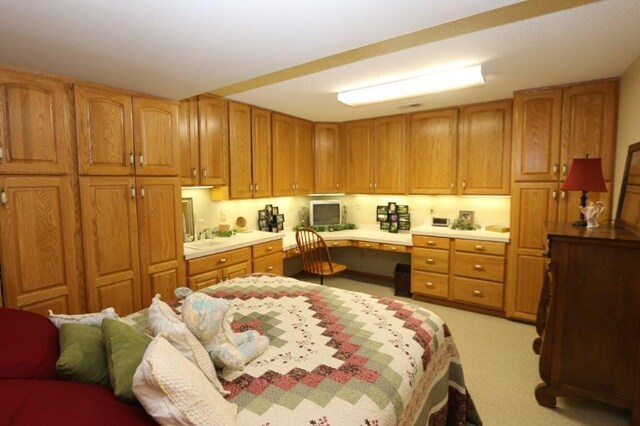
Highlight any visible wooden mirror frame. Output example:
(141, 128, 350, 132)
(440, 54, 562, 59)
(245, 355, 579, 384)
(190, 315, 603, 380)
(615, 141, 640, 232)
(181, 197, 195, 242)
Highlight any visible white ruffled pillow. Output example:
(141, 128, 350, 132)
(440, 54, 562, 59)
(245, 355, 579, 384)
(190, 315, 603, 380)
(147, 295, 227, 396)
(48, 307, 118, 328)
(133, 335, 237, 426)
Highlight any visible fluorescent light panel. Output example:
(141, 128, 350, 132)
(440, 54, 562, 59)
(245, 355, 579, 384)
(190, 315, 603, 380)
(338, 65, 485, 107)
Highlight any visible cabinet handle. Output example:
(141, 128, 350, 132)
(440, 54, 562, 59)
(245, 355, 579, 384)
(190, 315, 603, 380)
(129, 152, 135, 166)
(374, 182, 377, 189)
(267, 266, 273, 271)
(255, 183, 259, 192)
(219, 258, 227, 263)
(473, 264, 484, 270)
(472, 290, 483, 296)
(0, 188, 6, 208)
(562, 163, 568, 175)
(426, 282, 434, 288)
(450, 182, 455, 190)
(365, 243, 371, 248)
(138, 153, 144, 166)
(0, 145, 4, 163)
(427, 240, 436, 246)
(249, 183, 253, 192)
(130, 185, 136, 199)
(474, 245, 484, 251)
(426, 258, 435, 264)
(140, 186, 145, 198)
(553, 164, 558, 175)
(561, 190, 566, 199)
(390, 246, 397, 251)
(369, 182, 373, 189)
(192, 168, 197, 178)
(336, 183, 339, 188)
(332, 242, 339, 246)
(552, 190, 558, 200)
(202, 169, 208, 179)
(462, 180, 467, 189)
(266, 246, 272, 251)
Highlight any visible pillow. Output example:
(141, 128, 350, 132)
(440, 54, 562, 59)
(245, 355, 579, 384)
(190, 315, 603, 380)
(0, 308, 59, 379)
(148, 295, 228, 396)
(133, 335, 237, 426)
(102, 318, 151, 403)
(49, 307, 118, 328)
(56, 323, 109, 386)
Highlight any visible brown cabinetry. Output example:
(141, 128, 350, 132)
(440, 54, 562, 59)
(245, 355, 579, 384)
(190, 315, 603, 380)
(186, 247, 252, 290)
(252, 239, 283, 275)
(272, 113, 313, 196)
(535, 223, 640, 421)
(313, 123, 344, 194)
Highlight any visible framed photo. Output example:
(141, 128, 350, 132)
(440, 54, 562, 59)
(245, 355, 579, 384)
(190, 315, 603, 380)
(258, 209, 267, 219)
(399, 221, 411, 231)
(277, 222, 283, 231)
(272, 206, 279, 215)
(376, 213, 387, 222)
(258, 219, 268, 228)
(276, 214, 284, 224)
(380, 221, 390, 230)
(388, 213, 398, 222)
(398, 213, 410, 222)
(397, 205, 409, 214)
(387, 202, 397, 214)
(265, 204, 273, 216)
(389, 222, 399, 233)
(270, 225, 278, 233)
(260, 225, 270, 232)
(459, 210, 475, 224)
(376, 205, 388, 215)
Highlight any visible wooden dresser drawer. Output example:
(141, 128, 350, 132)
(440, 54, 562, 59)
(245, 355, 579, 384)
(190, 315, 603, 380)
(412, 235, 451, 249)
(286, 247, 301, 258)
(253, 252, 283, 275)
(452, 277, 503, 309)
(454, 252, 505, 282)
(253, 239, 283, 258)
(326, 239, 351, 248)
(411, 270, 448, 299)
(187, 247, 251, 276)
(412, 247, 450, 274)
(358, 241, 380, 250)
(455, 239, 506, 256)
(381, 243, 408, 253)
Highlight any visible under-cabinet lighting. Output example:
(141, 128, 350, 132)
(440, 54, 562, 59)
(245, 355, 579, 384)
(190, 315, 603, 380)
(337, 65, 485, 107)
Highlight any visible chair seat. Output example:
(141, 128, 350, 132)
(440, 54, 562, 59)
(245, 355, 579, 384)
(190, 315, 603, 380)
(309, 261, 347, 276)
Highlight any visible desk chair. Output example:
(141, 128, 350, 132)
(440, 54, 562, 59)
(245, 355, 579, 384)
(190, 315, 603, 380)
(295, 227, 347, 285)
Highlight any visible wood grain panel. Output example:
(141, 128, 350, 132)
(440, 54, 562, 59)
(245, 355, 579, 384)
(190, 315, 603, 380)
(412, 247, 449, 274)
(198, 96, 228, 186)
(374, 115, 406, 194)
(133, 97, 179, 176)
(272, 113, 294, 196)
(513, 253, 546, 319)
(453, 252, 505, 282)
(293, 118, 313, 195)
(452, 277, 503, 309)
(97, 279, 137, 316)
(251, 108, 272, 198)
(178, 97, 199, 185)
(345, 120, 374, 193)
(455, 239, 506, 256)
(314, 123, 343, 193)
(412, 235, 451, 249)
(512, 182, 559, 251)
(411, 270, 448, 299)
(229, 102, 253, 198)
(253, 252, 284, 274)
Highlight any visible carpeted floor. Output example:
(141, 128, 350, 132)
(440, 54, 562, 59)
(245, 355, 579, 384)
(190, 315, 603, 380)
(297, 272, 631, 426)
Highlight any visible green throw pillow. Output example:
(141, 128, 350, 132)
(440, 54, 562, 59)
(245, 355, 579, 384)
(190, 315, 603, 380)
(102, 318, 151, 403)
(56, 323, 109, 386)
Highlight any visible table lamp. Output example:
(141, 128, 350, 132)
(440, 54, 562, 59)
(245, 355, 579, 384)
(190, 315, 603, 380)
(561, 156, 607, 227)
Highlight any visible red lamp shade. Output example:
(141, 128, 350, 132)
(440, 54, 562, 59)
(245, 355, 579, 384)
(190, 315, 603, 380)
(561, 158, 607, 192)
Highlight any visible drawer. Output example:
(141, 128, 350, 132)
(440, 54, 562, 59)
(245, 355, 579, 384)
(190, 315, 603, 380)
(187, 270, 224, 291)
(358, 241, 380, 250)
(452, 277, 503, 309)
(381, 243, 408, 253)
(253, 239, 283, 258)
(455, 239, 506, 256)
(326, 239, 351, 248)
(412, 247, 450, 274)
(454, 252, 505, 282)
(411, 270, 448, 299)
(286, 247, 301, 258)
(253, 252, 284, 275)
(187, 247, 251, 276)
(412, 235, 451, 249)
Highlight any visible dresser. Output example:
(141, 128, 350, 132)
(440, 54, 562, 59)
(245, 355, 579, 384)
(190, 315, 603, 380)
(535, 222, 640, 422)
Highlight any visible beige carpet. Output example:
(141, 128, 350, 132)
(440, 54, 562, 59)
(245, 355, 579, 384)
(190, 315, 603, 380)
(296, 272, 630, 425)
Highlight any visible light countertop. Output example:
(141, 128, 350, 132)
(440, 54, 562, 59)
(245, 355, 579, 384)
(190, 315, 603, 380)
(183, 230, 283, 260)
(411, 224, 510, 243)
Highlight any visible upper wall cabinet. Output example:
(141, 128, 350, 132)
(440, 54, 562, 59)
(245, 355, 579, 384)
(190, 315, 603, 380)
(178, 97, 199, 185)
(76, 85, 179, 176)
(0, 69, 71, 175)
(314, 123, 344, 194)
(458, 100, 512, 195)
(408, 108, 458, 194)
(272, 113, 312, 196)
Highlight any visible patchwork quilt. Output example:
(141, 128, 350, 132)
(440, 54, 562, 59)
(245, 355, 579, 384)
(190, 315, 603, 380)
(127, 275, 481, 425)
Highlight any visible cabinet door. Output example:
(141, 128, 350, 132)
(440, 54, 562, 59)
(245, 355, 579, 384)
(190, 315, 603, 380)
(507, 253, 547, 321)
(79, 176, 141, 315)
(345, 120, 374, 193)
(229, 102, 253, 199)
(408, 109, 457, 194)
(0, 176, 80, 314)
(133, 98, 179, 176)
(272, 113, 294, 196)
(293, 118, 313, 195)
(314, 123, 344, 193)
(511, 182, 560, 252)
(136, 177, 184, 307)
(512, 89, 562, 182)
(459, 100, 512, 194)
(561, 80, 618, 182)
(198, 96, 228, 186)
(374, 115, 406, 194)
(224, 261, 252, 280)
(75, 85, 134, 176)
(178, 97, 199, 185)
(0, 70, 71, 175)
(251, 108, 272, 198)
(188, 270, 224, 291)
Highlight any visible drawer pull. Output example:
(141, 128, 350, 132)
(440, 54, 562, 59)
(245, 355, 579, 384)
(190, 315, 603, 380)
(472, 290, 483, 296)
(266, 246, 273, 251)
(332, 242, 339, 246)
(473, 264, 484, 270)
(426, 258, 435, 264)
(426, 282, 434, 287)
(219, 258, 228, 264)
(474, 245, 484, 251)
(390, 246, 397, 251)
(267, 266, 273, 271)
(427, 240, 436, 246)
(365, 244, 371, 247)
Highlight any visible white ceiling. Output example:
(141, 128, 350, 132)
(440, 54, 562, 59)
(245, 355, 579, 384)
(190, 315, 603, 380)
(1, 0, 639, 122)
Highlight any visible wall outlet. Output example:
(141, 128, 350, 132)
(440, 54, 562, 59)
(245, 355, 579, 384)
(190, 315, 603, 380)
(220, 209, 227, 222)
(355, 203, 362, 210)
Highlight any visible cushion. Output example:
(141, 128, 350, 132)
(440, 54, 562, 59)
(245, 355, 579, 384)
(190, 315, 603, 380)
(0, 308, 59, 379)
(0, 379, 155, 425)
(56, 323, 109, 386)
(102, 318, 151, 403)
(148, 294, 228, 395)
(133, 335, 237, 426)
(49, 307, 119, 328)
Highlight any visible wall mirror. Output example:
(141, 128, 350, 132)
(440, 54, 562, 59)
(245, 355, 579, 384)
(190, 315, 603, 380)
(616, 141, 640, 231)
(181, 197, 195, 242)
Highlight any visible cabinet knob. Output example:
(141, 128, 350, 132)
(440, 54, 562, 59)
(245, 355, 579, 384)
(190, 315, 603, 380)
(426, 258, 435, 264)
(427, 240, 436, 246)
(472, 290, 483, 296)
(473, 264, 484, 270)
(219, 258, 227, 263)
(266, 246, 272, 251)
(426, 282, 434, 288)
(474, 245, 484, 251)
(267, 266, 273, 271)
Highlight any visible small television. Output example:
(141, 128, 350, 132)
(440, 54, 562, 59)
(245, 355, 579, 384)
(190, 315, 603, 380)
(310, 200, 342, 227)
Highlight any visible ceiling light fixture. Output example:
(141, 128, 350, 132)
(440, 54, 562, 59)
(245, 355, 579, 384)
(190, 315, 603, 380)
(337, 65, 485, 107)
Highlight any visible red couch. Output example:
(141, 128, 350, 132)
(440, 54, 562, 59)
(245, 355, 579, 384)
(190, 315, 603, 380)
(0, 308, 155, 426)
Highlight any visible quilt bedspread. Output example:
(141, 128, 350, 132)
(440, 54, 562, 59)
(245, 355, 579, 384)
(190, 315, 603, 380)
(128, 275, 481, 425)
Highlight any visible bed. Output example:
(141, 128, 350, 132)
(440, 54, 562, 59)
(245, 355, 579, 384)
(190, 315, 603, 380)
(126, 275, 481, 425)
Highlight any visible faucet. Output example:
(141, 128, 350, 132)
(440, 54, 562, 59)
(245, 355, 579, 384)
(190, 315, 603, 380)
(195, 219, 205, 241)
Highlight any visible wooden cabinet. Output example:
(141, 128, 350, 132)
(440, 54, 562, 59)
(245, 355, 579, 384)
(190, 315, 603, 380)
(345, 116, 406, 194)
(228, 103, 271, 198)
(0, 176, 81, 315)
(272, 113, 312, 196)
(408, 108, 458, 194)
(0, 69, 72, 175)
(313, 123, 344, 194)
(178, 96, 199, 186)
(252, 239, 283, 275)
(186, 247, 251, 290)
(535, 223, 640, 421)
(411, 236, 451, 299)
(508, 79, 618, 322)
(132, 97, 179, 176)
(458, 100, 512, 195)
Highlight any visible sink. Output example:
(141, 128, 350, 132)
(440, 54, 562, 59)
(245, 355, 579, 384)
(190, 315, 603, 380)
(184, 239, 228, 250)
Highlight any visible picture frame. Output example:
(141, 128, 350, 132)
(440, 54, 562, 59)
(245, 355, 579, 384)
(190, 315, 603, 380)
(387, 202, 397, 214)
(376, 213, 387, 222)
(260, 225, 270, 232)
(272, 206, 279, 215)
(397, 205, 409, 214)
(376, 205, 388, 215)
(270, 225, 278, 233)
(388, 213, 398, 222)
(277, 222, 283, 231)
(258, 219, 268, 228)
(459, 210, 475, 224)
(399, 221, 411, 231)
(258, 209, 267, 220)
(380, 221, 390, 230)
(389, 222, 399, 233)
(265, 204, 273, 215)
(276, 214, 284, 224)
(398, 213, 410, 222)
